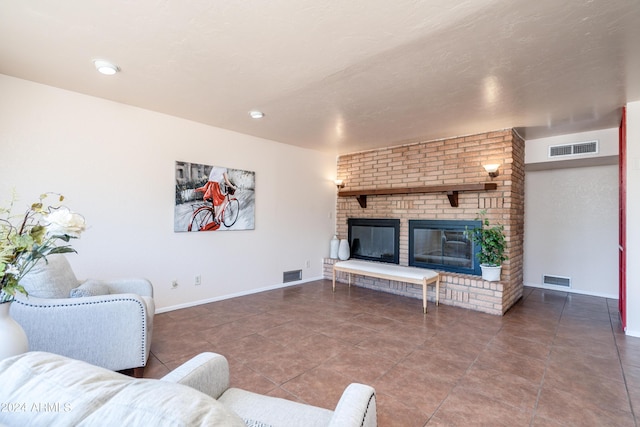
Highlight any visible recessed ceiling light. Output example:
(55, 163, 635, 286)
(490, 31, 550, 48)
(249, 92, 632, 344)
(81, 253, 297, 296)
(93, 60, 119, 75)
(249, 110, 265, 119)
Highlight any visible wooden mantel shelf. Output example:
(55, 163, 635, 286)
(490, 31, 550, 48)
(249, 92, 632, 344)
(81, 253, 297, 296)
(338, 182, 498, 208)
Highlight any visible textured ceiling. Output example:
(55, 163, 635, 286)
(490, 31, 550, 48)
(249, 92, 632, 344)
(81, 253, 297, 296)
(1, 0, 639, 154)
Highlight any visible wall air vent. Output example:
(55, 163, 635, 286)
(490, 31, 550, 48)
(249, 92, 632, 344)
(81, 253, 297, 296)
(283, 270, 302, 283)
(543, 274, 571, 288)
(548, 140, 598, 158)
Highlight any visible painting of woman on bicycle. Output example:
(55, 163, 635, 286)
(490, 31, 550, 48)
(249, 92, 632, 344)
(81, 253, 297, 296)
(174, 161, 255, 232)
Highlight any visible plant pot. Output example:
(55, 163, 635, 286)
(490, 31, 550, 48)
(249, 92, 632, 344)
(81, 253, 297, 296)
(480, 264, 502, 282)
(0, 301, 29, 359)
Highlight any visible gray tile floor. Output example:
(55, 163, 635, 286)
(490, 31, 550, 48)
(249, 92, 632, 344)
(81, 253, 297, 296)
(145, 280, 640, 426)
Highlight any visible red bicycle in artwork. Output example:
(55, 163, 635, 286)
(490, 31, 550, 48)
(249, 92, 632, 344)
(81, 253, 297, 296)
(188, 184, 240, 231)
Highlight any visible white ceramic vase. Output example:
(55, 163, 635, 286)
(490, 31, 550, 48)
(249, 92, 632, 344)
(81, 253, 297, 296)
(338, 239, 350, 260)
(0, 302, 29, 360)
(330, 235, 340, 259)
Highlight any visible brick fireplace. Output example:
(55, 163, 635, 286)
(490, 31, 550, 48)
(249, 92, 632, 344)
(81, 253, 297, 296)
(324, 129, 525, 315)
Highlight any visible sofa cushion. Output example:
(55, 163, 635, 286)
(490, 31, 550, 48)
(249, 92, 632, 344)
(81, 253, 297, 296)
(219, 388, 334, 427)
(19, 255, 79, 298)
(244, 419, 275, 427)
(0, 352, 246, 427)
(69, 279, 111, 298)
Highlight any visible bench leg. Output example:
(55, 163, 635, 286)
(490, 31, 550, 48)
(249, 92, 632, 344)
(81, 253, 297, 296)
(423, 280, 427, 314)
(332, 268, 336, 292)
(436, 276, 440, 306)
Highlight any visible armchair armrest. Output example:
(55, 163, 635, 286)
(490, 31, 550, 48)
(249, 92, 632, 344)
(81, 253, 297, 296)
(161, 352, 230, 400)
(10, 293, 152, 371)
(329, 383, 377, 427)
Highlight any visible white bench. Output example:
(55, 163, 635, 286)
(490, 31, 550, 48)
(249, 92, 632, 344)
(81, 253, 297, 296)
(332, 259, 440, 313)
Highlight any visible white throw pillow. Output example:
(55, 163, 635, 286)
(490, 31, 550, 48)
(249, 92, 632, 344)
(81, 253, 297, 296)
(19, 255, 79, 298)
(70, 280, 111, 298)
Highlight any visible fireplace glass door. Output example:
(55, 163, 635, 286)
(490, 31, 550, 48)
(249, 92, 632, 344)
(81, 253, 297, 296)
(348, 218, 400, 264)
(409, 220, 481, 275)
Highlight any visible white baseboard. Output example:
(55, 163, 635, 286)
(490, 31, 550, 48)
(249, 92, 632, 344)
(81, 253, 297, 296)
(155, 275, 324, 314)
(524, 282, 618, 300)
(624, 329, 640, 338)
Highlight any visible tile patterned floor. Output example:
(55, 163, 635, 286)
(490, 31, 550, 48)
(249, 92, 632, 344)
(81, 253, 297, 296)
(144, 280, 640, 426)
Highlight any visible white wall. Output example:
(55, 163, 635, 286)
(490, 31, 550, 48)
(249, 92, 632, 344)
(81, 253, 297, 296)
(626, 101, 640, 336)
(0, 75, 337, 311)
(524, 165, 618, 297)
(526, 128, 619, 165)
(524, 129, 619, 298)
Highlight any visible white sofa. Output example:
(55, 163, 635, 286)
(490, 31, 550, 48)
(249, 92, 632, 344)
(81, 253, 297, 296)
(10, 255, 154, 373)
(0, 351, 377, 427)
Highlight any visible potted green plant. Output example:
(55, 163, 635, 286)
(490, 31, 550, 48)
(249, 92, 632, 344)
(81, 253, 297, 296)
(465, 210, 507, 281)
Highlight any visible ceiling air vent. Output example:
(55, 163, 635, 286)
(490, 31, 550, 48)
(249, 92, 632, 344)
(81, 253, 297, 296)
(543, 274, 571, 288)
(548, 140, 598, 158)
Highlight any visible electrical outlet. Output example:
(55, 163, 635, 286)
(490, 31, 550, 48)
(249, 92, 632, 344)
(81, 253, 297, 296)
(195, 275, 201, 286)
(171, 280, 178, 289)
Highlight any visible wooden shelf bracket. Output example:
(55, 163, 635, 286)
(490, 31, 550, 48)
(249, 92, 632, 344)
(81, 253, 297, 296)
(446, 191, 459, 207)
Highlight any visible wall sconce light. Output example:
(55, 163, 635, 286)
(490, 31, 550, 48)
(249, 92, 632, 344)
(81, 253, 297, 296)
(335, 179, 345, 189)
(483, 164, 500, 178)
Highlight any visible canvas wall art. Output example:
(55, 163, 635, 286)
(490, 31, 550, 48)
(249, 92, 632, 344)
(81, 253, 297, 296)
(174, 161, 255, 232)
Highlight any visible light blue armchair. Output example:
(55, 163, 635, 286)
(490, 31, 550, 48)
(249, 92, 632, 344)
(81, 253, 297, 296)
(10, 255, 154, 375)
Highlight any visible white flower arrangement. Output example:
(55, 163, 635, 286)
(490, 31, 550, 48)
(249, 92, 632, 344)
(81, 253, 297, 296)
(0, 192, 86, 303)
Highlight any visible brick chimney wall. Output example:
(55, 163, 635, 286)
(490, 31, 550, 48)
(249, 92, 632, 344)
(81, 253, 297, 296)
(324, 129, 525, 315)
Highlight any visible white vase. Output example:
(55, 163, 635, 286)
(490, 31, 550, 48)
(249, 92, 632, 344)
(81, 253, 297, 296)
(330, 235, 339, 259)
(480, 264, 502, 282)
(0, 302, 29, 360)
(338, 239, 350, 260)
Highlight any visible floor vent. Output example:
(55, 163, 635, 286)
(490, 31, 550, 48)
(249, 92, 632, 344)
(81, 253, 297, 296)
(548, 140, 598, 158)
(283, 270, 302, 283)
(543, 274, 571, 287)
